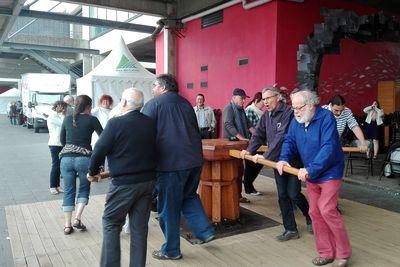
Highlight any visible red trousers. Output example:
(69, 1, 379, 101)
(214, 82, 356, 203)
(306, 179, 352, 259)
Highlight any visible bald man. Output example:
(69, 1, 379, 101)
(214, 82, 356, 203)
(88, 88, 157, 267)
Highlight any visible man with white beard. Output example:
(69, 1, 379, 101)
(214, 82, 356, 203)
(276, 89, 351, 267)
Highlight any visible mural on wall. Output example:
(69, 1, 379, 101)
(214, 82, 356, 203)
(318, 45, 400, 114)
(296, 8, 400, 115)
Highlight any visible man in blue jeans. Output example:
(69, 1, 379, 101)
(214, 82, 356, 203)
(143, 74, 215, 260)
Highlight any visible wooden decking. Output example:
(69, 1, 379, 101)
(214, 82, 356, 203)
(5, 176, 400, 267)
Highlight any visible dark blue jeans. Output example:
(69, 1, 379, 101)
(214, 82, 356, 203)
(49, 146, 62, 188)
(157, 167, 215, 257)
(274, 170, 311, 231)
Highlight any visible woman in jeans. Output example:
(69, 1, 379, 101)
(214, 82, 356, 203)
(60, 95, 103, 235)
(47, 100, 68, 195)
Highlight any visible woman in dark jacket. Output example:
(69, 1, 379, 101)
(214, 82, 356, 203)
(60, 95, 103, 235)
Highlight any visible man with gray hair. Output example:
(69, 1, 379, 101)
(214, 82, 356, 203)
(241, 86, 312, 241)
(63, 95, 74, 116)
(277, 89, 351, 267)
(88, 88, 157, 267)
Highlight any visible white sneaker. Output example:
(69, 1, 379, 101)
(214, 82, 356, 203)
(249, 191, 262, 196)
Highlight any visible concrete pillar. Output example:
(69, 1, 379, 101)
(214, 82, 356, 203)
(163, 3, 177, 75)
(163, 28, 176, 75)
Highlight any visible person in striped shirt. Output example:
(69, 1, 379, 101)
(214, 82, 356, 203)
(322, 95, 368, 152)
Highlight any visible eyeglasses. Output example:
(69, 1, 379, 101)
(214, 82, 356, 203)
(153, 82, 160, 87)
(291, 104, 307, 111)
(262, 95, 277, 102)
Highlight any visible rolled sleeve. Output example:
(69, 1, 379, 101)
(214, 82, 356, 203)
(345, 108, 358, 130)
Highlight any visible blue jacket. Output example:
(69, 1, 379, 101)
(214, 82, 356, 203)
(279, 107, 344, 183)
(142, 91, 204, 172)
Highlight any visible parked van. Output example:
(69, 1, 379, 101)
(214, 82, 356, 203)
(21, 73, 71, 133)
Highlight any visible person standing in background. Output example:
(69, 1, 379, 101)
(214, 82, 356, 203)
(363, 100, 384, 159)
(193, 94, 216, 139)
(63, 95, 75, 116)
(245, 92, 264, 128)
(223, 88, 254, 203)
(47, 100, 68, 195)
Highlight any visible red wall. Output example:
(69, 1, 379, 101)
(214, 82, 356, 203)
(276, 0, 400, 115)
(155, 31, 164, 74)
(155, 0, 400, 117)
(174, 1, 279, 110)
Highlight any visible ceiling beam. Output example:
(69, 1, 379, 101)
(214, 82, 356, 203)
(0, 0, 27, 45)
(63, 0, 169, 17)
(9, 9, 156, 34)
(2, 42, 100, 55)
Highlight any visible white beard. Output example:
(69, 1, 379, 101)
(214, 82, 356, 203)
(295, 106, 314, 124)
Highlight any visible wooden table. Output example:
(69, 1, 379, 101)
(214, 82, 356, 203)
(199, 139, 248, 223)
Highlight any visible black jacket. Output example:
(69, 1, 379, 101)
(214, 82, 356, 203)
(89, 110, 157, 185)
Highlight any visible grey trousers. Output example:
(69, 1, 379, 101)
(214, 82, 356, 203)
(100, 180, 155, 267)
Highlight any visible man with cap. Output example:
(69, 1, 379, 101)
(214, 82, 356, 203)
(223, 88, 254, 203)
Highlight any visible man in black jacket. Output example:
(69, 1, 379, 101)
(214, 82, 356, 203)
(142, 74, 214, 260)
(88, 88, 157, 267)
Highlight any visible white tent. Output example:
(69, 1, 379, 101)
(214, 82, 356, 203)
(0, 88, 20, 114)
(77, 36, 155, 109)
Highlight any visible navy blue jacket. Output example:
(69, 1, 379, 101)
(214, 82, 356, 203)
(88, 110, 157, 185)
(279, 107, 344, 183)
(247, 101, 293, 162)
(142, 91, 203, 171)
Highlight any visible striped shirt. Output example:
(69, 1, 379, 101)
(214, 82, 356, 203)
(245, 103, 263, 128)
(322, 104, 358, 137)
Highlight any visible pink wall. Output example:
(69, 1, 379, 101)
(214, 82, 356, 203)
(174, 1, 278, 110)
(275, 0, 400, 115)
(155, 0, 400, 118)
(155, 31, 164, 74)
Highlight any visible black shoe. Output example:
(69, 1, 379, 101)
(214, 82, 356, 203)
(64, 226, 74, 235)
(72, 218, 86, 231)
(275, 230, 299, 242)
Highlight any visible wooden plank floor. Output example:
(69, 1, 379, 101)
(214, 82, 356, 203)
(5, 176, 400, 267)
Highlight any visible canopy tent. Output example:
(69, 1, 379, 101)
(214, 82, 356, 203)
(0, 88, 20, 114)
(77, 36, 155, 109)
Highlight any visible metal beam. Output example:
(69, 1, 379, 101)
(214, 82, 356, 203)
(14, 9, 156, 34)
(17, 50, 80, 80)
(0, 0, 27, 45)
(63, 0, 169, 17)
(0, 8, 12, 16)
(2, 42, 100, 55)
